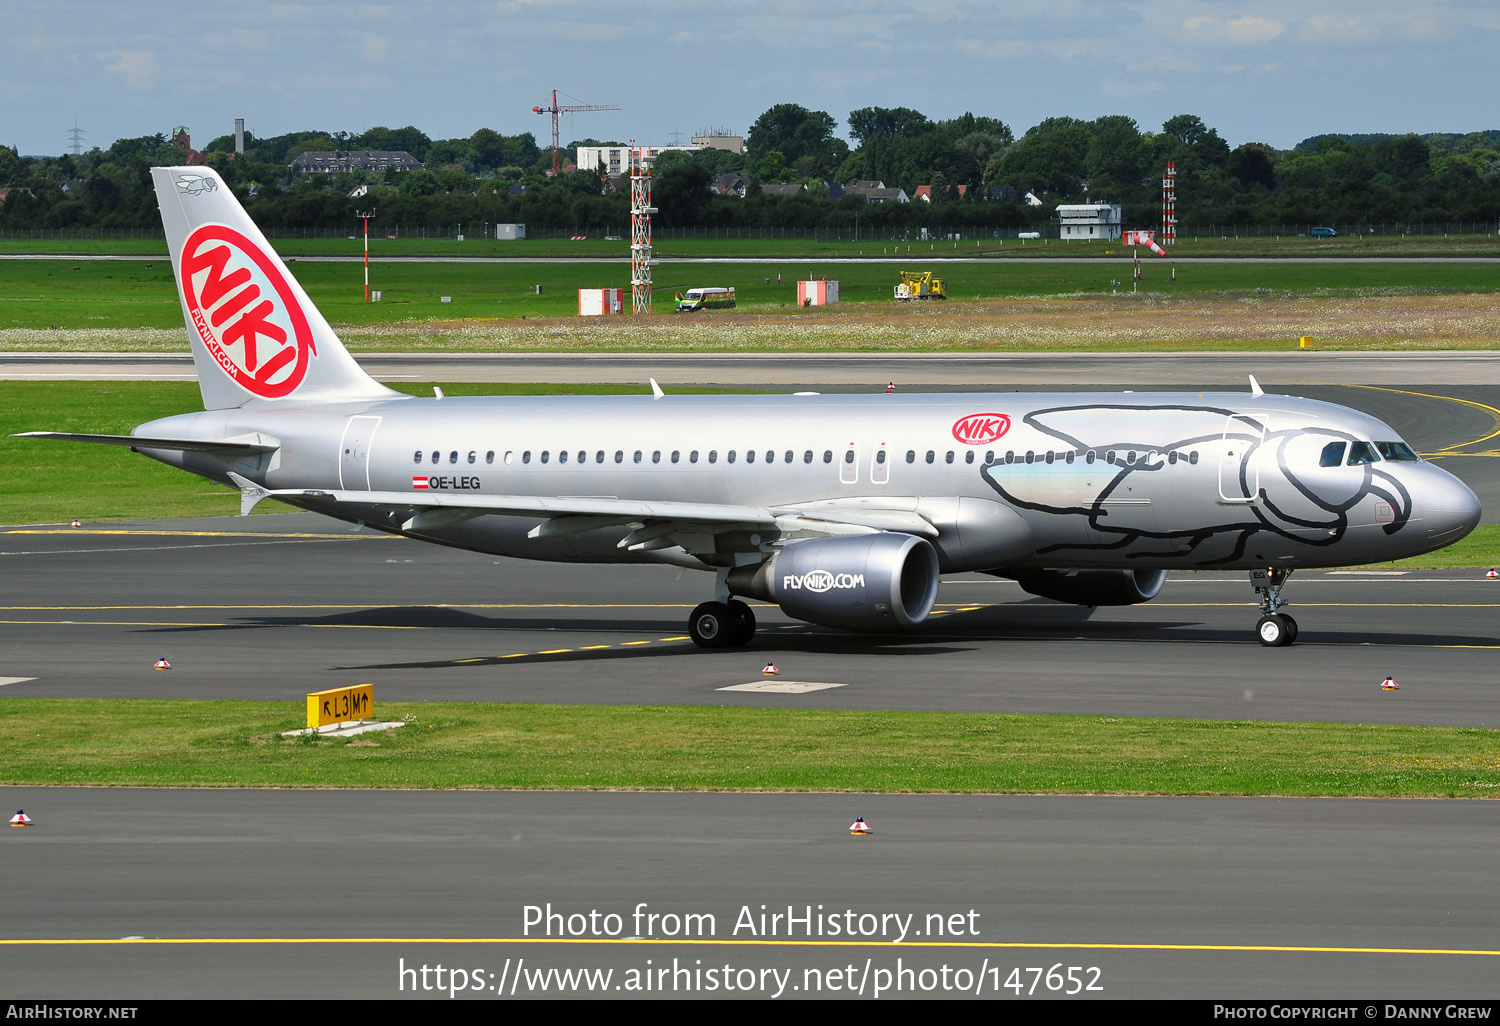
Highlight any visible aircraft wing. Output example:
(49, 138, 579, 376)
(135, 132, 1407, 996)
(238, 477, 938, 549)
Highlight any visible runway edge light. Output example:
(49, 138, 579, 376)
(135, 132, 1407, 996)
(762, 663, 779, 676)
(1382, 675, 1399, 691)
(154, 657, 171, 670)
(850, 816, 871, 836)
(1486, 569, 1497, 579)
(10, 810, 32, 827)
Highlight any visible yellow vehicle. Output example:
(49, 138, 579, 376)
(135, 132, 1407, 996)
(674, 287, 737, 312)
(893, 270, 947, 301)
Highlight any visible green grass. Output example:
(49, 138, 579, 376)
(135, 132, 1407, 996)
(3, 230, 1499, 260)
(3, 257, 1499, 332)
(0, 699, 1496, 795)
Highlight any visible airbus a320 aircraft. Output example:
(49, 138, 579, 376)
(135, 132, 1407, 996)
(21, 167, 1482, 648)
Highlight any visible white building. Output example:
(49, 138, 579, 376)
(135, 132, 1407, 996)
(1056, 202, 1122, 241)
(575, 144, 701, 176)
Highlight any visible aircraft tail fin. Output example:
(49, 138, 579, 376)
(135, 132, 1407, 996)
(151, 166, 400, 411)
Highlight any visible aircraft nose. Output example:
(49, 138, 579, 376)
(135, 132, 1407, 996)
(1420, 468, 1481, 544)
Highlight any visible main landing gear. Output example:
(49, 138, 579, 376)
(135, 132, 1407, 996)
(687, 599, 757, 649)
(1251, 567, 1298, 647)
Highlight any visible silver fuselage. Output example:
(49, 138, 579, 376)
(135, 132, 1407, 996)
(136, 389, 1480, 574)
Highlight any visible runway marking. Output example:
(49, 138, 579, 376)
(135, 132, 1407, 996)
(4, 936, 1500, 957)
(1345, 384, 1500, 455)
(0, 677, 36, 686)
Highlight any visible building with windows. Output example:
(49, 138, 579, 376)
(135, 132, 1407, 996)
(1056, 202, 1122, 240)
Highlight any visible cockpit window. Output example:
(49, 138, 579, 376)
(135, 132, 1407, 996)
(1347, 441, 1380, 466)
(1319, 442, 1347, 468)
(1376, 441, 1421, 462)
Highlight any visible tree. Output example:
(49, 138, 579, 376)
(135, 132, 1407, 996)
(1227, 143, 1276, 188)
(847, 106, 932, 147)
(746, 103, 839, 168)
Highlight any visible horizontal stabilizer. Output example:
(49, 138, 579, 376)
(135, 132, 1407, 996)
(15, 431, 280, 454)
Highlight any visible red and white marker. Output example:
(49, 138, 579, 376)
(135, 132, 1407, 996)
(70, 519, 81, 528)
(762, 663, 779, 676)
(1381, 675, 1399, 691)
(1487, 569, 1498, 579)
(10, 810, 32, 827)
(154, 657, 171, 670)
(885, 382, 895, 394)
(849, 817, 871, 835)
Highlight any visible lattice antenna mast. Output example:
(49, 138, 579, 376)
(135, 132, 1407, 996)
(1161, 161, 1177, 245)
(531, 89, 621, 176)
(630, 145, 656, 314)
(67, 120, 86, 156)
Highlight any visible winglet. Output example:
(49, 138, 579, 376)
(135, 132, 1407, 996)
(650, 377, 665, 400)
(226, 472, 270, 516)
(1248, 375, 1264, 398)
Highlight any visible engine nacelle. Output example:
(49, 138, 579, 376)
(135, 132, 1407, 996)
(1006, 568, 1168, 606)
(728, 533, 940, 630)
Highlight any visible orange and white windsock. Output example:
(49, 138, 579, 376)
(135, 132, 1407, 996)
(1123, 230, 1167, 257)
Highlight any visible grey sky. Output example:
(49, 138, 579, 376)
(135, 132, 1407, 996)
(3, 0, 1496, 157)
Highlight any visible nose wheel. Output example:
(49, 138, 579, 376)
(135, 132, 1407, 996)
(1251, 567, 1298, 646)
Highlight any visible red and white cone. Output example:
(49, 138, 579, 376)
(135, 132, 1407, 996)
(70, 519, 81, 528)
(154, 657, 171, 670)
(849, 816, 871, 835)
(762, 663, 779, 676)
(1381, 675, 1399, 691)
(885, 382, 895, 394)
(10, 810, 32, 827)
(1487, 569, 1497, 579)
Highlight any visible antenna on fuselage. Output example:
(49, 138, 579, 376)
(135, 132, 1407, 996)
(1248, 375, 1264, 399)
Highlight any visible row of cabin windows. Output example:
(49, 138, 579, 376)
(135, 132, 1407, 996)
(904, 448, 1200, 466)
(412, 447, 1202, 468)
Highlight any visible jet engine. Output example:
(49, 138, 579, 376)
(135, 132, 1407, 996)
(1006, 568, 1168, 606)
(728, 533, 940, 630)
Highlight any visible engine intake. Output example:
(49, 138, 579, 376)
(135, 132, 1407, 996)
(1006, 568, 1168, 606)
(728, 533, 940, 630)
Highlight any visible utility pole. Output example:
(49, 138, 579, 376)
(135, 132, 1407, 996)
(356, 210, 375, 301)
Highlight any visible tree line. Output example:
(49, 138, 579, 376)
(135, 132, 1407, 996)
(2, 108, 1498, 234)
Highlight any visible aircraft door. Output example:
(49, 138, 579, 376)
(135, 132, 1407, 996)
(1218, 414, 1265, 503)
(339, 415, 381, 490)
(840, 442, 859, 484)
(870, 442, 889, 484)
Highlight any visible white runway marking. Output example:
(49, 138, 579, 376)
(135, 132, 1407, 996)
(718, 681, 848, 694)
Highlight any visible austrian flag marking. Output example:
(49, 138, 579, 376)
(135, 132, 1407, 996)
(952, 412, 1011, 445)
(179, 223, 316, 399)
(412, 476, 430, 490)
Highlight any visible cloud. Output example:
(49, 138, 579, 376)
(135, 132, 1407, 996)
(1181, 15, 1285, 45)
(102, 50, 158, 89)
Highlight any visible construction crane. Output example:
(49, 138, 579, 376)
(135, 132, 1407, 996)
(531, 89, 621, 176)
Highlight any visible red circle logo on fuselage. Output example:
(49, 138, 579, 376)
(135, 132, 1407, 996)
(179, 224, 316, 399)
(952, 413, 1011, 445)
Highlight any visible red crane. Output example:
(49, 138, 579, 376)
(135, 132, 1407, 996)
(532, 89, 621, 176)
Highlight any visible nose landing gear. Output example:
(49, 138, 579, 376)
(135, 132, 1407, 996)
(1251, 567, 1298, 646)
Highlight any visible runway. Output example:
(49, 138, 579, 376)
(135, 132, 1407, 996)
(4, 788, 1500, 999)
(4, 353, 1499, 1000)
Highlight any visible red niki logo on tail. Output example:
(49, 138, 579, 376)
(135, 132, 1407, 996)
(179, 224, 316, 398)
(952, 413, 1011, 445)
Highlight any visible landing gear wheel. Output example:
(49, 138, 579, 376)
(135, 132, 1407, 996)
(1282, 615, 1299, 644)
(688, 601, 734, 648)
(1256, 614, 1293, 647)
(726, 599, 757, 646)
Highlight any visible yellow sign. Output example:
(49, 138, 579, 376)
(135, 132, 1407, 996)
(306, 684, 373, 728)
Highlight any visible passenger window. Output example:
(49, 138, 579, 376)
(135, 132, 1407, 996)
(1005, 450, 1014, 464)
(709, 450, 718, 464)
(486, 451, 494, 464)
(540, 451, 549, 464)
(876, 450, 887, 465)
(823, 451, 833, 463)
(1025, 451, 1035, 464)
(925, 450, 935, 464)
(634, 450, 643, 463)
(746, 450, 755, 464)
(1376, 441, 1420, 462)
(652, 451, 661, 464)
(1045, 451, 1055, 464)
(964, 451, 974, 464)
(615, 450, 624, 463)
(1065, 451, 1075, 465)
(843, 450, 855, 464)
(767, 451, 776, 464)
(558, 451, 567, 464)
(431, 451, 440, 464)
(413, 451, 422, 464)
(784, 450, 793, 463)
(804, 450, 814, 463)
(468, 451, 476, 464)
(906, 450, 916, 463)
(1188, 451, 1199, 465)
(671, 451, 680, 463)
(985, 451, 994, 464)
(504, 451, 514, 465)
(1169, 451, 1179, 465)
(1127, 451, 1136, 465)
(690, 451, 699, 463)
(728, 450, 736, 463)
(1085, 450, 1096, 465)
(1348, 441, 1379, 466)
(944, 451, 954, 464)
(1106, 451, 1117, 465)
(522, 451, 531, 464)
(449, 451, 458, 464)
(1319, 442, 1347, 468)
(596, 450, 605, 463)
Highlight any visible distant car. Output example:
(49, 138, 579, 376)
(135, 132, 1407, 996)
(1311, 227, 1338, 238)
